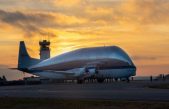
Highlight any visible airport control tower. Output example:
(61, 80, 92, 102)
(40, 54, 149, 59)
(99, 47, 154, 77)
(39, 40, 50, 60)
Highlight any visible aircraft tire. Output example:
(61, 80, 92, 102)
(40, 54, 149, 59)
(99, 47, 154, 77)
(97, 78, 105, 83)
(115, 78, 118, 82)
(77, 80, 84, 84)
(126, 77, 130, 83)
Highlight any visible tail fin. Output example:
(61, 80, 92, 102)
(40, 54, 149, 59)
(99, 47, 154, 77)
(18, 41, 41, 71)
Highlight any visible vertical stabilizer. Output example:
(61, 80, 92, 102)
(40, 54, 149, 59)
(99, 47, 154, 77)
(18, 41, 41, 71)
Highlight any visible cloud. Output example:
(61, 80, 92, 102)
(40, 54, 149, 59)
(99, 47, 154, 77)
(119, 0, 169, 25)
(1, 0, 169, 38)
(83, 0, 169, 26)
(0, 9, 57, 37)
(0, 64, 9, 68)
(0, 9, 90, 38)
(132, 56, 157, 61)
(0, 40, 17, 45)
(132, 55, 169, 61)
(53, 0, 82, 7)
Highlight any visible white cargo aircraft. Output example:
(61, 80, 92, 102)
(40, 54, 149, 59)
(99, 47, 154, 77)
(17, 41, 136, 83)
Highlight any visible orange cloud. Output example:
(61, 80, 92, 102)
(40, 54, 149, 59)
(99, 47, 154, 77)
(53, 0, 82, 7)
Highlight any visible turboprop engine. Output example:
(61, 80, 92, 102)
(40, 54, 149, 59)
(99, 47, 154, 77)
(81, 65, 98, 78)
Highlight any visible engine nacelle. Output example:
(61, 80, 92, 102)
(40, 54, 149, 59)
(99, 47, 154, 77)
(87, 68, 96, 75)
(84, 66, 98, 77)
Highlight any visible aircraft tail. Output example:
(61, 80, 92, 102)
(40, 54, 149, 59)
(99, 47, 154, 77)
(18, 41, 41, 71)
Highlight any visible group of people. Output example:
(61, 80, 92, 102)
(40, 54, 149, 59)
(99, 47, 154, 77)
(150, 74, 166, 82)
(0, 75, 6, 82)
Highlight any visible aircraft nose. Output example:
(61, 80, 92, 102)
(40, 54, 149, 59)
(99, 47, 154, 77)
(130, 66, 136, 76)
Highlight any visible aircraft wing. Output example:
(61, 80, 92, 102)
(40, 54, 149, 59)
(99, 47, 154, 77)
(47, 70, 75, 76)
(32, 70, 76, 79)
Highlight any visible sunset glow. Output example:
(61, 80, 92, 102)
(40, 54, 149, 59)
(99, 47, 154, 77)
(0, 0, 169, 80)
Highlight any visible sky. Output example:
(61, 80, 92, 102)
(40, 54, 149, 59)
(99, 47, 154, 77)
(0, 0, 169, 80)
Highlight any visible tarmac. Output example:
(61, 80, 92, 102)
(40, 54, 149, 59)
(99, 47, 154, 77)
(0, 80, 169, 101)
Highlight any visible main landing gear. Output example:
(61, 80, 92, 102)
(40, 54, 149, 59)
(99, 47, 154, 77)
(114, 78, 118, 82)
(77, 79, 84, 84)
(97, 78, 105, 83)
(77, 77, 130, 84)
(126, 77, 130, 83)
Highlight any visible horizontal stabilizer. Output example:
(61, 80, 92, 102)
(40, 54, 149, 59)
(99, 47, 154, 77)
(9, 68, 18, 70)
